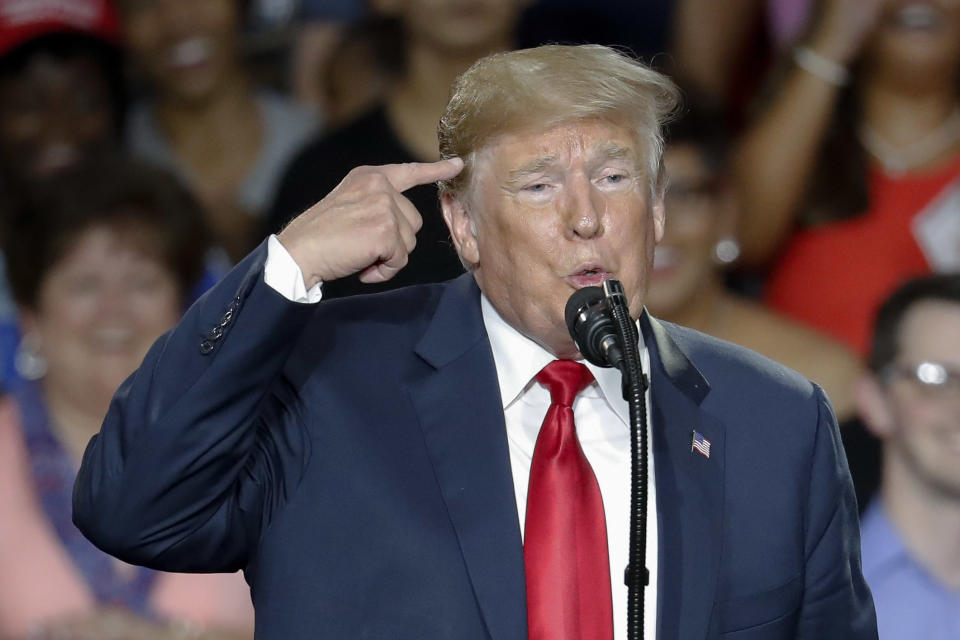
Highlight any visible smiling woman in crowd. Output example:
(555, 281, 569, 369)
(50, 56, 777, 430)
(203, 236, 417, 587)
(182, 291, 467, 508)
(647, 102, 862, 420)
(122, 0, 316, 262)
(0, 154, 254, 639)
(734, 0, 960, 355)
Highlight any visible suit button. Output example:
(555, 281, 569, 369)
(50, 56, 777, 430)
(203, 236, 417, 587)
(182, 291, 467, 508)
(220, 309, 234, 327)
(208, 325, 224, 340)
(199, 340, 215, 354)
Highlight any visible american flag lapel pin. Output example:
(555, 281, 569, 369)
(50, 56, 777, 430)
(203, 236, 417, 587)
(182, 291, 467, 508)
(691, 430, 711, 459)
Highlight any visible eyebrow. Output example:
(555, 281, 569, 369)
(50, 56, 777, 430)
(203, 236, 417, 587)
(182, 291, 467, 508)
(505, 156, 560, 186)
(596, 144, 635, 164)
(504, 145, 637, 187)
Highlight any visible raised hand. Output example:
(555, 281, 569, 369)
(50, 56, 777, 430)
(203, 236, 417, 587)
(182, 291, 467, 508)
(276, 158, 464, 289)
(809, 0, 885, 64)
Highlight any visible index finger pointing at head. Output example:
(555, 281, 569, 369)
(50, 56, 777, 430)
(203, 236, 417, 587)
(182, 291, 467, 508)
(381, 158, 464, 193)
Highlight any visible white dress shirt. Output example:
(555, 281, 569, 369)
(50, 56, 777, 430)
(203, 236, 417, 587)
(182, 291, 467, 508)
(263, 235, 658, 639)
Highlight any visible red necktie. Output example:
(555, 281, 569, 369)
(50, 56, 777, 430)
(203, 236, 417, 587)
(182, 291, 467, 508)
(525, 360, 614, 640)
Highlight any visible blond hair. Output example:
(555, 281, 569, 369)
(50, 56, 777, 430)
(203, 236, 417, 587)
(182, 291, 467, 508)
(437, 44, 680, 198)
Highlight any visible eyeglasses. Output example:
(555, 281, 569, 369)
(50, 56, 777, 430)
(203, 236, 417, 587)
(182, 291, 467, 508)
(881, 361, 960, 397)
(663, 179, 721, 230)
(664, 179, 720, 209)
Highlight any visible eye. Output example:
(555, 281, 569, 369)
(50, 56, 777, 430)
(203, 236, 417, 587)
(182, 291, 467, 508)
(524, 183, 548, 192)
(597, 171, 631, 189)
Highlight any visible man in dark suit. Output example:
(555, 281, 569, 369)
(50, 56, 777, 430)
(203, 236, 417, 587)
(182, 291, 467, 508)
(74, 45, 877, 639)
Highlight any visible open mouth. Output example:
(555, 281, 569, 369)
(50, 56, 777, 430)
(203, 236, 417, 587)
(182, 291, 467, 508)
(91, 328, 135, 353)
(167, 37, 214, 70)
(889, 2, 944, 31)
(566, 266, 614, 288)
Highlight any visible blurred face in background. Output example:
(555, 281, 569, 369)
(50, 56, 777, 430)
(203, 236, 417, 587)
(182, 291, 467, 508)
(22, 221, 181, 407)
(645, 143, 732, 316)
(862, 0, 960, 81)
(0, 50, 115, 184)
(867, 301, 960, 499)
(376, 0, 527, 54)
(120, 0, 240, 105)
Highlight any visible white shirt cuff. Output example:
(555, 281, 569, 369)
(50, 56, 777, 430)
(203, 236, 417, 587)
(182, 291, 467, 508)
(265, 235, 323, 304)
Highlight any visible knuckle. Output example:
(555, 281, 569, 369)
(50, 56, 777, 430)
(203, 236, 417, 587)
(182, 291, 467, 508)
(372, 215, 399, 240)
(366, 171, 393, 191)
(369, 191, 394, 210)
(411, 211, 424, 231)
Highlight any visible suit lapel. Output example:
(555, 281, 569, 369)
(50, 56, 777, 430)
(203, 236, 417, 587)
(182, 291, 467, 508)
(406, 275, 527, 640)
(644, 314, 725, 640)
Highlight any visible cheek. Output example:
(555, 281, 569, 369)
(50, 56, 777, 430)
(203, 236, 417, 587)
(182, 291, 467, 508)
(124, 18, 160, 59)
(0, 113, 41, 151)
(130, 280, 180, 325)
(126, 23, 174, 77)
(73, 110, 113, 144)
(40, 294, 99, 332)
(196, 0, 240, 53)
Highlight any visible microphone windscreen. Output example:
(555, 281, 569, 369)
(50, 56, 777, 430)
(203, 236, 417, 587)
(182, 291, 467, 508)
(565, 286, 604, 337)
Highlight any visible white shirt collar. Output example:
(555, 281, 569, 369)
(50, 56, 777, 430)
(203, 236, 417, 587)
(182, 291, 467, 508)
(480, 293, 646, 428)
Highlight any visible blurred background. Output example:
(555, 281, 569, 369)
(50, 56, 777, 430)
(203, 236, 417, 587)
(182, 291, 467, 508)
(0, 0, 956, 638)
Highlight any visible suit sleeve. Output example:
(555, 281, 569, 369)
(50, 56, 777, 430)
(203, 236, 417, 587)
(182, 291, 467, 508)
(796, 385, 878, 639)
(73, 241, 318, 573)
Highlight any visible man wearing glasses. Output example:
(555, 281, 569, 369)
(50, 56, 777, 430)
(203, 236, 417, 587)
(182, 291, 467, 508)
(854, 274, 960, 639)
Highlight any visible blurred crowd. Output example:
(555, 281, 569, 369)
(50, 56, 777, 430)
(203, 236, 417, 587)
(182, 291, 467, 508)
(0, 0, 956, 638)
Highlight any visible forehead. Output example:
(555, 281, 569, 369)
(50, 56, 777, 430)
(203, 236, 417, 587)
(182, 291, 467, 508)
(897, 300, 960, 361)
(476, 118, 643, 176)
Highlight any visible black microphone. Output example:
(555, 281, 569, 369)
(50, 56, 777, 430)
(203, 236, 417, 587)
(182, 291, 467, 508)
(567, 281, 651, 640)
(564, 286, 626, 370)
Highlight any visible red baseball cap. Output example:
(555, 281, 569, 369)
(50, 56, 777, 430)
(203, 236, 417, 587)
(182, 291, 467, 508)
(0, 0, 120, 59)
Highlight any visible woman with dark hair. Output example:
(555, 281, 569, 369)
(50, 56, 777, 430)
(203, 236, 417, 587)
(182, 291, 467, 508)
(120, 0, 316, 262)
(733, 0, 960, 355)
(649, 101, 862, 419)
(0, 154, 254, 639)
(0, 0, 129, 390)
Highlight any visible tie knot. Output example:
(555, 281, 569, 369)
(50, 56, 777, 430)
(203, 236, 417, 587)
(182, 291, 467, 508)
(536, 360, 594, 407)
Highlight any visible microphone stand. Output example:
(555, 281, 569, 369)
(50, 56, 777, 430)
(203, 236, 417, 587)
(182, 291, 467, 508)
(601, 280, 650, 640)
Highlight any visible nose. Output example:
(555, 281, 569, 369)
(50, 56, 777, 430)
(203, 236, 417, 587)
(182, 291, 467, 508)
(156, 0, 196, 36)
(566, 175, 605, 239)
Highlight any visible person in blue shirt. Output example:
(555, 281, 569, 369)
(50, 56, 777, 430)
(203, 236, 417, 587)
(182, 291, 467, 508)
(854, 273, 960, 640)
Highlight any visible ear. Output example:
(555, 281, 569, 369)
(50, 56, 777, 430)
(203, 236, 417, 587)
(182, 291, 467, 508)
(853, 373, 896, 439)
(652, 196, 666, 244)
(441, 192, 480, 267)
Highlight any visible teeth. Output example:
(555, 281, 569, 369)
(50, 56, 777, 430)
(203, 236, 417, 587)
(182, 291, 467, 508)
(895, 4, 940, 29)
(93, 328, 133, 348)
(35, 143, 79, 174)
(168, 37, 212, 68)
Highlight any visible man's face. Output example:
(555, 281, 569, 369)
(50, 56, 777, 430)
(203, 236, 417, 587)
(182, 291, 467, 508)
(867, 300, 960, 499)
(442, 118, 665, 359)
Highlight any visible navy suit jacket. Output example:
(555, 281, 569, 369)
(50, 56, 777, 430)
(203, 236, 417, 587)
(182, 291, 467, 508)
(74, 242, 877, 639)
